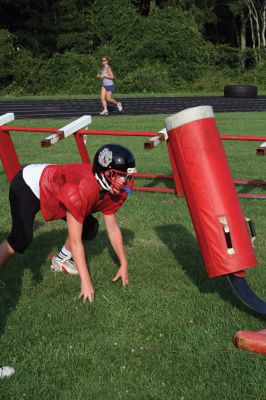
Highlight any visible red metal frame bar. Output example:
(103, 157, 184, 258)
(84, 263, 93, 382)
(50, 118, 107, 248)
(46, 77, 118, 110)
(0, 126, 61, 181)
(74, 133, 91, 164)
(78, 129, 158, 137)
(221, 135, 266, 141)
(134, 173, 173, 179)
(234, 179, 266, 185)
(0, 126, 59, 133)
(238, 193, 266, 199)
(133, 186, 175, 193)
(0, 124, 265, 198)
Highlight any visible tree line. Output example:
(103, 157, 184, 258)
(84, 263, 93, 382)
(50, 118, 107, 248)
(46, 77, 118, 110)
(0, 0, 266, 95)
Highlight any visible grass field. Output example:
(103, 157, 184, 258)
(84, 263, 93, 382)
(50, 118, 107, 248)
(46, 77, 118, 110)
(0, 92, 224, 100)
(1, 90, 266, 101)
(0, 112, 266, 399)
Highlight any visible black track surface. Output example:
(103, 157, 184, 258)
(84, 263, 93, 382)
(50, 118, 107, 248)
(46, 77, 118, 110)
(1, 96, 266, 119)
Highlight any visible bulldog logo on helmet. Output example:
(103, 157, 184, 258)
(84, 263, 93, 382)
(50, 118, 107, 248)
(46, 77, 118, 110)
(98, 147, 112, 168)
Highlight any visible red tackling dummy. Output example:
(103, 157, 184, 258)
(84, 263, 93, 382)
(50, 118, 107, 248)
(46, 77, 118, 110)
(165, 106, 257, 278)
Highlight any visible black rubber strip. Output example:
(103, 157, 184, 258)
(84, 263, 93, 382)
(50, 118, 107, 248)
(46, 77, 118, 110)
(227, 273, 266, 315)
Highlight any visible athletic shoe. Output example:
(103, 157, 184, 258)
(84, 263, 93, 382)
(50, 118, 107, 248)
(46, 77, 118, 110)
(50, 256, 78, 275)
(99, 110, 109, 116)
(117, 102, 123, 112)
(0, 366, 15, 379)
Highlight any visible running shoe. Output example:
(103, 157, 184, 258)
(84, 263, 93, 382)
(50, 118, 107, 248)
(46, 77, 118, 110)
(99, 110, 109, 116)
(0, 366, 15, 379)
(50, 256, 78, 275)
(117, 102, 123, 112)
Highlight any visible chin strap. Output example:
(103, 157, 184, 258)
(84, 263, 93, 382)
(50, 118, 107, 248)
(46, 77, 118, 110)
(95, 173, 112, 192)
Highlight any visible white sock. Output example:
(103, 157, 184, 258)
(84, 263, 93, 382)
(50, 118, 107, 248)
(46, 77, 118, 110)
(56, 245, 72, 262)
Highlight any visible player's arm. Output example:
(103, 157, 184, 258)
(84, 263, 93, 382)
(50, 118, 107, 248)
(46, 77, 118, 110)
(66, 211, 94, 303)
(103, 213, 128, 286)
(106, 66, 114, 80)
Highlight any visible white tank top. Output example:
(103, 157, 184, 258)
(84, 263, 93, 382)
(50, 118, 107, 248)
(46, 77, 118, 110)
(22, 164, 49, 199)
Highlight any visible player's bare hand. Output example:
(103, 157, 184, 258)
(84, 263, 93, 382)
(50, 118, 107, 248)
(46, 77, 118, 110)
(79, 281, 94, 303)
(113, 266, 128, 286)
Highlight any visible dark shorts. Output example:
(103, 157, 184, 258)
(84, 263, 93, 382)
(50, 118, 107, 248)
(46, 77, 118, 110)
(103, 85, 115, 92)
(7, 170, 40, 253)
(7, 171, 99, 253)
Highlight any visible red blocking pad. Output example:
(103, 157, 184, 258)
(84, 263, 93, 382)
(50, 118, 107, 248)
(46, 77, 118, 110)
(165, 106, 257, 278)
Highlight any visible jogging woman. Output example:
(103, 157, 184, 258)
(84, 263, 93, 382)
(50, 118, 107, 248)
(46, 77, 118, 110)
(97, 56, 123, 116)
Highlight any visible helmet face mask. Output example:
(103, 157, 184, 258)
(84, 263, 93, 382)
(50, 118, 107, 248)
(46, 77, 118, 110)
(104, 169, 134, 194)
(93, 144, 136, 194)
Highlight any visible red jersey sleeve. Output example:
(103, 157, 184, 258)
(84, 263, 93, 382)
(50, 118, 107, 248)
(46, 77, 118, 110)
(99, 192, 128, 215)
(57, 183, 88, 223)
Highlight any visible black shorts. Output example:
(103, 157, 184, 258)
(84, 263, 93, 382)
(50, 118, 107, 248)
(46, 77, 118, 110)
(7, 170, 40, 253)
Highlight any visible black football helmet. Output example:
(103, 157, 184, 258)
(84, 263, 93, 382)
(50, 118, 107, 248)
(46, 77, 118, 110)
(93, 144, 136, 194)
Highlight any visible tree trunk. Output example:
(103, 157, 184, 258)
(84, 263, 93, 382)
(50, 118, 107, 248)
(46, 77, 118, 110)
(148, 0, 156, 16)
(240, 11, 247, 50)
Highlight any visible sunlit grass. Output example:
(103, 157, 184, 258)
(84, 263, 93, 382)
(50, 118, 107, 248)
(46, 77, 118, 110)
(0, 112, 266, 399)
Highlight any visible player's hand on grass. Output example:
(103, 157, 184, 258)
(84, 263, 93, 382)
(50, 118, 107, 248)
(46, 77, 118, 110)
(113, 265, 128, 286)
(79, 280, 94, 304)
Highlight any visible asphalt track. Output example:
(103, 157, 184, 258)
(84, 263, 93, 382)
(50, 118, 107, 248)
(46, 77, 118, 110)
(1, 96, 266, 119)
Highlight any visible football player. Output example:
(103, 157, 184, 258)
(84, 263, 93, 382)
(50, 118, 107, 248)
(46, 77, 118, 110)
(0, 144, 136, 303)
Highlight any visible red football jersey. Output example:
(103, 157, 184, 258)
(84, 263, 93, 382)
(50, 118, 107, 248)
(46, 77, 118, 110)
(39, 163, 127, 223)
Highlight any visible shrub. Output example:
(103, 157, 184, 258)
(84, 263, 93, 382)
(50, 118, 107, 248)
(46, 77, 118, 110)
(123, 7, 214, 82)
(119, 62, 171, 92)
(38, 52, 99, 94)
(7, 51, 99, 95)
(0, 29, 14, 87)
(6, 48, 44, 95)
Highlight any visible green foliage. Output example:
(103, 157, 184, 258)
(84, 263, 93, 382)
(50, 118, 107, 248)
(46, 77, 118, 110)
(119, 62, 172, 92)
(213, 44, 243, 69)
(7, 48, 45, 96)
(84, 0, 139, 50)
(124, 7, 213, 75)
(56, 32, 93, 54)
(56, 0, 94, 54)
(94, 6, 216, 91)
(6, 51, 99, 95)
(39, 52, 99, 94)
(0, 0, 58, 56)
(2, 1, 266, 95)
(0, 29, 14, 85)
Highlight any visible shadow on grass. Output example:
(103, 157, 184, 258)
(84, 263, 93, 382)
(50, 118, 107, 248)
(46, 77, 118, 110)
(135, 176, 175, 191)
(0, 221, 134, 335)
(156, 223, 266, 321)
(236, 179, 266, 195)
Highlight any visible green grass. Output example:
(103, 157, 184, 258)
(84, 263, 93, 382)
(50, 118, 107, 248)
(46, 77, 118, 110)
(0, 113, 266, 399)
(2, 90, 266, 101)
(0, 92, 221, 100)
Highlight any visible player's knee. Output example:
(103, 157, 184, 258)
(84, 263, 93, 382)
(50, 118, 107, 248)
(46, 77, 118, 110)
(7, 232, 33, 253)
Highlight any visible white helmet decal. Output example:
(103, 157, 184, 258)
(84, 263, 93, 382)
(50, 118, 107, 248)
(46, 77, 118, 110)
(98, 147, 112, 167)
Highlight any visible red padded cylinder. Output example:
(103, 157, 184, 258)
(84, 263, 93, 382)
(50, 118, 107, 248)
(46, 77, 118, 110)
(165, 106, 257, 278)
